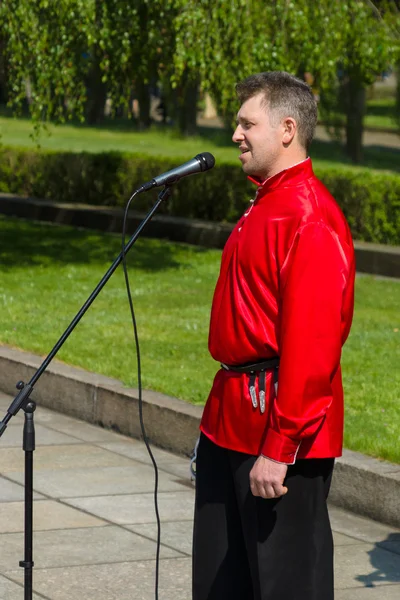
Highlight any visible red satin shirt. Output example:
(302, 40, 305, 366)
(200, 158, 355, 463)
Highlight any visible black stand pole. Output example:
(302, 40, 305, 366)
(0, 184, 173, 599)
(20, 399, 36, 600)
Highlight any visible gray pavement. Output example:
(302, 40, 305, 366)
(0, 391, 399, 600)
(313, 124, 400, 150)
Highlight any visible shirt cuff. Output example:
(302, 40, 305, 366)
(261, 429, 301, 465)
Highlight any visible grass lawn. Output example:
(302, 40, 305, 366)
(365, 98, 397, 131)
(1, 113, 400, 174)
(0, 216, 399, 463)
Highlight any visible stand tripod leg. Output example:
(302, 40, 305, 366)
(19, 401, 36, 600)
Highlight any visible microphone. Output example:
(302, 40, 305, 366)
(139, 152, 215, 192)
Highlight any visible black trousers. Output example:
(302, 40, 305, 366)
(192, 434, 334, 600)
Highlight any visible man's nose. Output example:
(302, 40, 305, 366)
(232, 125, 244, 143)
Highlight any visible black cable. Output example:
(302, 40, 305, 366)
(121, 189, 161, 600)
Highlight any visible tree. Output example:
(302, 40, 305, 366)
(0, 33, 9, 105)
(174, 0, 400, 162)
(329, 1, 399, 163)
(1, 0, 398, 150)
(0, 0, 182, 129)
(94, 0, 179, 129)
(96, 0, 199, 134)
(173, 1, 352, 126)
(0, 0, 93, 126)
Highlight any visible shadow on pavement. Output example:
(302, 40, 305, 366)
(356, 533, 400, 587)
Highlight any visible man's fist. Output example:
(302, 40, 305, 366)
(249, 455, 288, 499)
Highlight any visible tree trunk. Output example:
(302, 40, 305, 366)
(175, 69, 199, 136)
(178, 78, 199, 136)
(0, 36, 8, 104)
(345, 77, 366, 164)
(396, 62, 400, 132)
(85, 0, 107, 125)
(160, 71, 198, 135)
(86, 88, 106, 125)
(136, 80, 151, 129)
(85, 38, 106, 123)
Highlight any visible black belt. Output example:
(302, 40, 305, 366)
(221, 357, 280, 414)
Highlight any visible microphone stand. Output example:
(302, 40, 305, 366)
(0, 184, 173, 600)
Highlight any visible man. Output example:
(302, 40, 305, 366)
(192, 71, 355, 600)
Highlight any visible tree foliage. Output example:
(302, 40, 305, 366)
(0, 0, 399, 154)
(328, 0, 399, 162)
(174, 0, 399, 137)
(0, 0, 181, 126)
(0, 0, 92, 124)
(94, 0, 180, 118)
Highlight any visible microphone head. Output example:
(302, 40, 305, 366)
(196, 152, 216, 172)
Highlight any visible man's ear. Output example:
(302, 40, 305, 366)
(282, 118, 297, 145)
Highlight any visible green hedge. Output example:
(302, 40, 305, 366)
(0, 147, 399, 244)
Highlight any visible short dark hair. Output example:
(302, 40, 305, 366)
(235, 71, 317, 150)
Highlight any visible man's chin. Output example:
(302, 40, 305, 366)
(240, 159, 253, 174)
(241, 162, 263, 179)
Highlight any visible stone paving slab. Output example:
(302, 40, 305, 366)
(0, 526, 181, 572)
(333, 531, 365, 546)
(5, 558, 192, 600)
(7, 550, 400, 600)
(0, 422, 83, 447)
(0, 444, 136, 473)
(335, 543, 400, 589)
(0, 499, 105, 534)
(32, 409, 133, 443)
(156, 461, 194, 482)
(6, 464, 192, 498)
(329, 505, 400, 553)
(126, 526, 384, 556)
(335, 585, 400, 599)
(0, 476, 44, 502)
(98, 440, 191, 467)
(0, 575, 44, 600)
(383, 539, 400, 556)
(63, 490, 196, 525)
(127, 521, 193, 556)
(1, 391, 400, 599)
(98, 441, 194, 481)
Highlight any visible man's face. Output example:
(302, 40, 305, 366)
(232, 92, 283, 181)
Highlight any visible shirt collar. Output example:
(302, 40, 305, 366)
(247, 157, 313, 196)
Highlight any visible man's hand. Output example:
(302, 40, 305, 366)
(249, 456, 288, 499)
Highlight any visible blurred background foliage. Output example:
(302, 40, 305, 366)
(0, 0, 399, 163)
